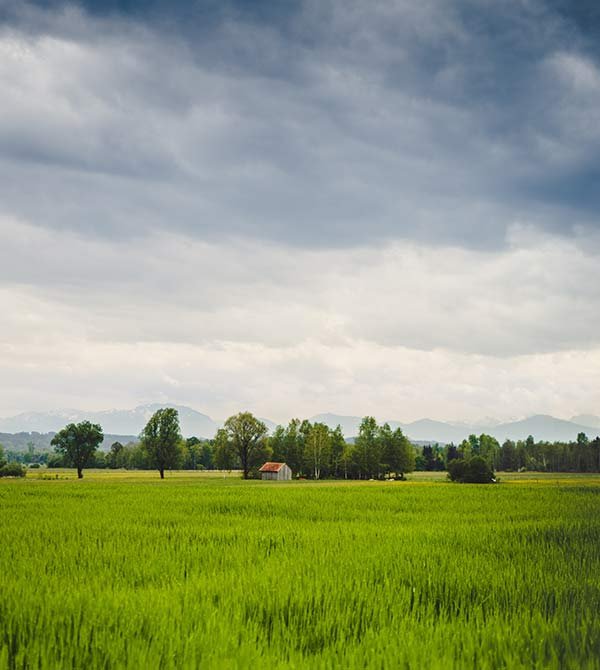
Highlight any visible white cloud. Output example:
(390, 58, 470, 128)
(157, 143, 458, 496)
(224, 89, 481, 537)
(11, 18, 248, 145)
(2, 217, 599, 353)
(1, 327, 599, 423)
(1, 216, 599, 419)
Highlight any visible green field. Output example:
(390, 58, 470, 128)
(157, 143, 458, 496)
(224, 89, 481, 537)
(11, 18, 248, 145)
(2, 473, 599, 669)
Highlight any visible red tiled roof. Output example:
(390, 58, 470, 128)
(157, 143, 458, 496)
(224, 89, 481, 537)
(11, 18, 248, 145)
(259, 462, 286, 473)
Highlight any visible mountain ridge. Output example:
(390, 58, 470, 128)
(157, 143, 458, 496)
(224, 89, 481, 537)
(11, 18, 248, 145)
(1, 406, 599, 444)
(308, 413, 600, 444)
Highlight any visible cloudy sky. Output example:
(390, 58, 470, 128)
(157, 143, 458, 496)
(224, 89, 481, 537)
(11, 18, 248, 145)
(1, 0, 599, 423)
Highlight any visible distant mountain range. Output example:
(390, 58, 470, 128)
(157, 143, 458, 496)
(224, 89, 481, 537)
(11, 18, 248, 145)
(0, 405, 598, 445)
(0, 432, 138, 452)
(0, 404, 275, 441)
(309, 413, 600, 444)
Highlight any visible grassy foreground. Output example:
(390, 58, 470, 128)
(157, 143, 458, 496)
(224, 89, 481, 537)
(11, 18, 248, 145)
(1, 474, 599, 669)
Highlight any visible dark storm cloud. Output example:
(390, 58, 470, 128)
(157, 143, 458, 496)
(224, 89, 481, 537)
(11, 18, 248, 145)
(0, 0, 599, 249)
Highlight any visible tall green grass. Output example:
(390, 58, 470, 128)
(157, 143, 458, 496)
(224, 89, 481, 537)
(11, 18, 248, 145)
(1, 477, 599, 668)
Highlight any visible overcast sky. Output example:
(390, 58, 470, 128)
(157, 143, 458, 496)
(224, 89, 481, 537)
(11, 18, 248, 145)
(1, 0, 599, 423)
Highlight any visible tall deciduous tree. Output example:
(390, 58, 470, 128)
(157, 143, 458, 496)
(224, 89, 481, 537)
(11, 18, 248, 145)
(330, 425, 346, 478)
(381, 425, 415, 478)
(140, 408, 183, 479)
(213, 428, 236, 470)
(395, 428, 415, 478)
(107, 441, 124, 469)
(499, 439, 518, 471)
(269, 425, 286, 463)
(223, 412, 268, 479)
(284, 419, 305, 476)
(479, 434, 501, 469)
(353, 416, 380, 478)
(577, 432, 589, 446)
(305, 422, 331, 480)
(51, 421, 104, 479)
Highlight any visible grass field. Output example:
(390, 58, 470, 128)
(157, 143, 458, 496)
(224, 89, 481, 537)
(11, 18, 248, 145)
(2, 473, 599, 669)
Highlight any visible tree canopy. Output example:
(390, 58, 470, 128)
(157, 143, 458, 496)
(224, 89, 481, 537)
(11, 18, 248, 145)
(223, 412, 268, 479)
(51, 421, 104, 479)
(140, 408, 183, 479)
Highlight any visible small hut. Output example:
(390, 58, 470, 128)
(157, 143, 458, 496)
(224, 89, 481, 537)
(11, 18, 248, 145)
(259, 462, 292, 481)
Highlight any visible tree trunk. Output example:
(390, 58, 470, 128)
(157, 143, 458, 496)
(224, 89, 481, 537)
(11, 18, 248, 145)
(77, 467, 83, 479)
(159, 468, 164, 479)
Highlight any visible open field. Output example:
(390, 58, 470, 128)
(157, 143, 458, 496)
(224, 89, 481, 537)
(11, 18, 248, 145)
(23, 467, 600, 484)
(2, 474, 600, 668)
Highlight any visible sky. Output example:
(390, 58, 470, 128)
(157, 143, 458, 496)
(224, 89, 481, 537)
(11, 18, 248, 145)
(1, 0, 599, 424)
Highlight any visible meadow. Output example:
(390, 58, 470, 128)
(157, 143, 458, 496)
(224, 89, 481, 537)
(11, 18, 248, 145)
(1, 472, 599, 669)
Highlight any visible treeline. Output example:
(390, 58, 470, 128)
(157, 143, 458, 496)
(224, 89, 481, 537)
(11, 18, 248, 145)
(228, 416, 415, 480)
(414, 432, 600, 473)
(4, 408, 599, 479)
(45, 415, 416, 480)
(38, 410, 417, 480)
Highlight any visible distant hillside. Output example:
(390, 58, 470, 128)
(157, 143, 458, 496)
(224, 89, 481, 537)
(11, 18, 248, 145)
(307, 413, 600, 444)
(2, 406, 598, 446)
(0, 404, 219, 439)
(490, 415, 599, 443)
(309, 414, 364, 437)
(571, 414, 600, 429)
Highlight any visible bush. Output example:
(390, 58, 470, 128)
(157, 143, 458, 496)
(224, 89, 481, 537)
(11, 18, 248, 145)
(448, 456, 495, 484)
(0, 462, 26, 478)
(28, 463, 41, 469)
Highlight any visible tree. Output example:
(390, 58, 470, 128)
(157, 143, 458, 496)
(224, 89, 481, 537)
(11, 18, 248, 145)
(330, 425, 346, 478)
(25, 441, 35, 464)
(445, 443, 459, 465)
(376, 423, 414, 478)
(378, 422, 395, 474)
(140, 408, 183, 479)
(123, 442, 152, 469)
(458, 438, 472, 460)
(392, 428, 415, 478)
(422, 445, 436, 471)
(0, 445, 6, 469)
(340, 441, 353, 479)
(352, 417, 380, 478)
(269, 425, 286, 462)
(479, 434, 501, 469)
(284, 419, 306, 476)
(51, 421, 104, 479)
(269, 420, 305, 476)
(304, 422, 331, 479)
(107, 441, 124, 469)
(183, 437, 203, 470)
(499, 440, 518, 471)
(590, 437, 600, 473)
(223, 412, 268, 479)
(213, 428, 236, 470)
(198, 443, 214, 470)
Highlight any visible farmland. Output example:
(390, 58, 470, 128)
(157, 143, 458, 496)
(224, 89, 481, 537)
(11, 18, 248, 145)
(1, 473, 599, 669)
